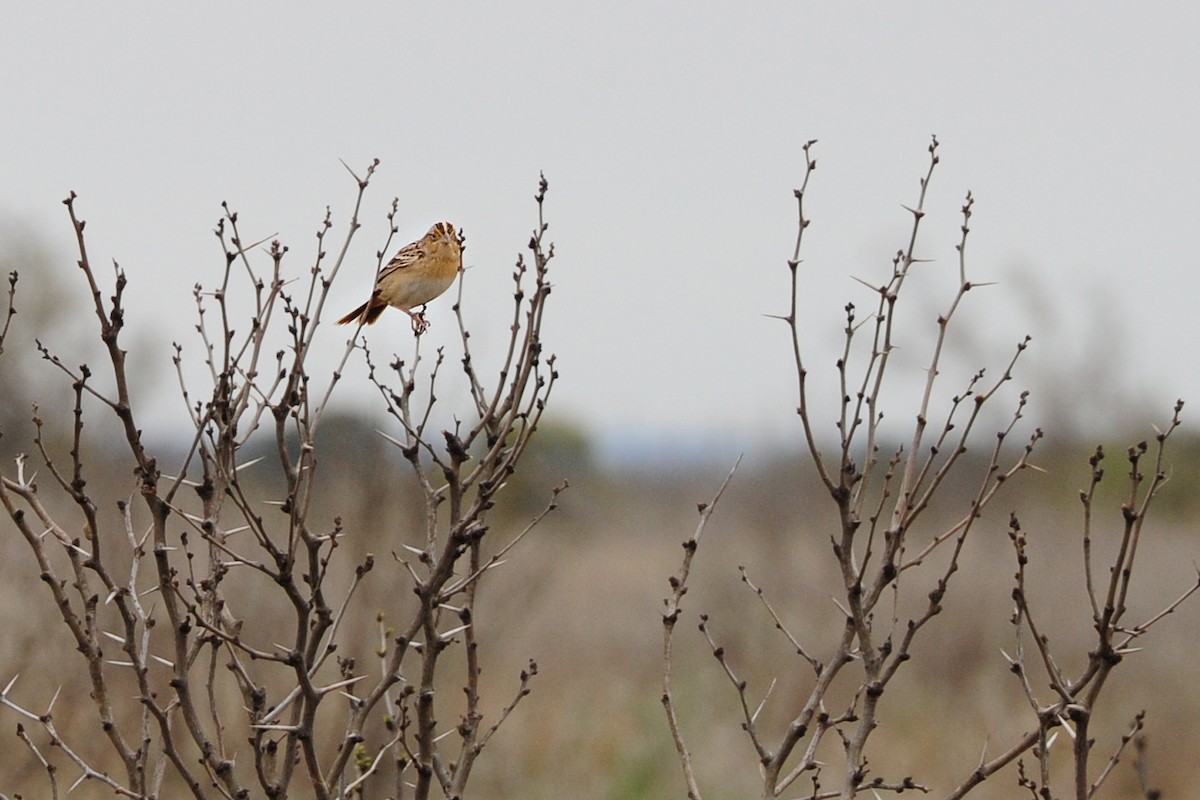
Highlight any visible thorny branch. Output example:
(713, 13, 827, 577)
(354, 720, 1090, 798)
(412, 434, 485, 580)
(661, 456, 742, 800)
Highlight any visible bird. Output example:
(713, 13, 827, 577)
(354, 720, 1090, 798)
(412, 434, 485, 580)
(336, 221, 463, 332)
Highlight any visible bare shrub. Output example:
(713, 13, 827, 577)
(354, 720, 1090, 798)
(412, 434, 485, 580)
(662, 138, 1197, 800)
(0, 165, 560, 799)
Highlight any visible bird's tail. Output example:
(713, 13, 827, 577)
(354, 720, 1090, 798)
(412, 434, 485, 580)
(335, 299, 387, 326)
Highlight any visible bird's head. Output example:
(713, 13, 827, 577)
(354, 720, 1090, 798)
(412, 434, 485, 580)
(426, 221, 463, 250)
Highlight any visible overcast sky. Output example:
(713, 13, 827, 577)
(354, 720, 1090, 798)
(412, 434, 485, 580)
(3, 3, 1197, 460)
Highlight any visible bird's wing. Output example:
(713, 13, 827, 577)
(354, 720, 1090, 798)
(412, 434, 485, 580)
(376, 241, 427, 283)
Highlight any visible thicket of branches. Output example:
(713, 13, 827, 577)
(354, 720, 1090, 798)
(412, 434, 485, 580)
(0, 165, 559, 799)
(662, 138, 1197, 800)
(1, 141, 1196, 800)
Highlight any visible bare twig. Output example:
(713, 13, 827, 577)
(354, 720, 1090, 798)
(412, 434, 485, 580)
(661, 456, 741, 800)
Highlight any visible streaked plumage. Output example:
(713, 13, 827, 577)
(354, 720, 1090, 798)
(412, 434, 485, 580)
(336, 221, 463, 330)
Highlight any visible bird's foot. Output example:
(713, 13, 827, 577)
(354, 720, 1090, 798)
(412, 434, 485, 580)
(408, 308, 430, 335)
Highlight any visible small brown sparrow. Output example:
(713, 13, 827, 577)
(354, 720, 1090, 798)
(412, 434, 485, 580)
(337, 221, 463, 331)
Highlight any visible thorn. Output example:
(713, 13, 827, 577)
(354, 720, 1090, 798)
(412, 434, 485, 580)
(339, 158, 362, 183)
(850, 275, 883, 292)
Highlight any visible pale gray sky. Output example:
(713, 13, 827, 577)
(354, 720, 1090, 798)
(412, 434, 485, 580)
(4, 3, 1198, 458)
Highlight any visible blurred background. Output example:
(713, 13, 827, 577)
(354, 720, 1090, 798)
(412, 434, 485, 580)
(2, 3, 1199, 797)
